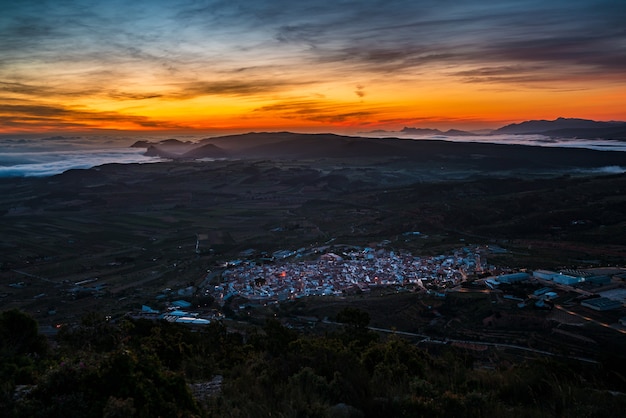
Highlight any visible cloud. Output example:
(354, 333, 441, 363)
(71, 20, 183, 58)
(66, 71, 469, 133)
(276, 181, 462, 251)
(107, 91, 163, 100)
(4, 1, 624, 80)
(450, 65, 573, 86)
(454, 66, 543, 78)
(1, 0, 625, 131)
(1, 81, 60, 96)
(374, 115, 501, 131)
(0, 147, 161, 177)
(0, 103, 188, 131)
(267, 1, 626, 81)
(255, 99, 376, 123)
(355, 85, 365, 98)
(170, 79, 309, 99)
(489, 36, 626, 75)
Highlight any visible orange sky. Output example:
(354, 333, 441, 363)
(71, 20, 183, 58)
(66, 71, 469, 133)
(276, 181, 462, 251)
(1, 1, 625, 135)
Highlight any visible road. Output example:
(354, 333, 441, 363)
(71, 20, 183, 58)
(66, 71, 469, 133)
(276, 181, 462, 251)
(553, 304, 626, 335)
(317, 318, 600, 364)
(11, 269, 55, 283)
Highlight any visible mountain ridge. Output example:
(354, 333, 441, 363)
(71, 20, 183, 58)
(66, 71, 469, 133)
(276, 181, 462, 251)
(131, 118, 626, 162)
(400, 127, 477, 136)
(133, 131, 626, 170)
(493, 117, 626, 139)
(361, 118, 626, 140)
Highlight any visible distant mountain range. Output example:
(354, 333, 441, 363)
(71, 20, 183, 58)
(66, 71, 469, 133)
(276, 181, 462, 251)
(399, 127, 478, 136)
(364, 118, 626, 140)
(361, 128, 478, 136)
(493, 117, 626, 139)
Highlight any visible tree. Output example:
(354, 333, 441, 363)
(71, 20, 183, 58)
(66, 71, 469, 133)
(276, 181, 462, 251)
(336, 307, 370, 329)
(0, 309, 48, 358)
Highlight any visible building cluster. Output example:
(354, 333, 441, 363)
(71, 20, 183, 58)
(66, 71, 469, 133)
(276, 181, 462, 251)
(532, 270, 611, 287)
(127, 300, 222, 324)
(210, 247, 486, 303)
(485, 268, 625, 312)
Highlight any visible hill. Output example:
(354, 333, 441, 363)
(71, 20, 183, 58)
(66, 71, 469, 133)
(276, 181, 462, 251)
(180, 143, 230, 159)
(132, 132, 626, 169)
(493, 117, 626, 139)
(401, 127, 476, 136)
(2, 139, 626, 417)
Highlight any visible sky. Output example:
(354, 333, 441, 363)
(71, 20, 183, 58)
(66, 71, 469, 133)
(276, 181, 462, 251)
(1, 0, 625, 135)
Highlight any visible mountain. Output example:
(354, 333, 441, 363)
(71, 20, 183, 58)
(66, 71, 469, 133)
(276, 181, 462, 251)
(130, 140, 154, 148)
(444, 129, 477, 137)
(180, 143, 230, 159)
(400, 127, 476, 136)
(545, 126, 626, 141)
(144, 145, 182, 159)
(400, 127, 442, 135)
(131, 138, 195, 153)
(493, 117, 626, 139)
(198, 132, 312, 151)
(224, 134, 404, 159)
(130, 131, 626, 170)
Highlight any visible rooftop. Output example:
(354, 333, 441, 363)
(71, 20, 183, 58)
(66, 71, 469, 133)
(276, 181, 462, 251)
(581, 297, 623, 311)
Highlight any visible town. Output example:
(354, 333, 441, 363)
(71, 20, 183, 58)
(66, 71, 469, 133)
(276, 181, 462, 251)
(132, 242, 626, 334)
(214, 245, 482, 302)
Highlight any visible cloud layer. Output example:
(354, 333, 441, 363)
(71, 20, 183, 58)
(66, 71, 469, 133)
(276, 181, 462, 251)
(1, 0, 625, 132)
(0, 137, 162, 177)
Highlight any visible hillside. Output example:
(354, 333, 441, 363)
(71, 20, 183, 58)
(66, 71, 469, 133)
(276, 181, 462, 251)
(2, 138, 626, 417)
(493, 117, 626, 139)
(136, 132, 626, 168)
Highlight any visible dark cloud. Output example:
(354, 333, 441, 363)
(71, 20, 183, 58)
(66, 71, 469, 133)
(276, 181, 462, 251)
(255, 99, 375, 123)
(0, 104, 76, 118)
(1, 82, 55, 96)
(454, 66, 544, 78)
(0, 81, 105, 98)
(451, 65, 569, 86)
(355, 85, 365, 98)
(3, 1, 623, 79)
(308, 111, 373, 124)
(0, 103, 188, 130)
(171, 79, 311, 99)
(4, 1, 625, 75)
(275, 24, 322, 45)
(265, 1, 626, 80)
(484, 33, 626, 73)
(107, 91, 163, 100)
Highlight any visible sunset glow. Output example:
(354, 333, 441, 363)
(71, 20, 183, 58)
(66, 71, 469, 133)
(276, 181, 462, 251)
(1, 0, 625, 135)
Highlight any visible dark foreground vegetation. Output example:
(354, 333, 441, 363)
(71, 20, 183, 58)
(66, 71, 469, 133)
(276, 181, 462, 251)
(2, 309, 626, 417)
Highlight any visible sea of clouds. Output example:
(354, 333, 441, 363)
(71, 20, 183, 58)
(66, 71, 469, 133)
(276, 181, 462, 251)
(0, 136, 166, 177)
(1, 133, 625, 178)
(376, 133, 626, 153)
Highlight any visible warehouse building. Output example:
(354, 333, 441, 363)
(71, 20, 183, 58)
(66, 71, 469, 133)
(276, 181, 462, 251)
(552, 273, 582, 286)
(497, 272, 530, 284)
(581, 297, 623, 311)
(533, 270, 584, 286)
